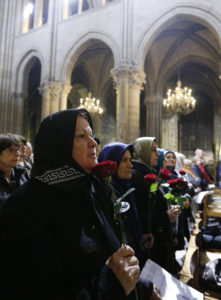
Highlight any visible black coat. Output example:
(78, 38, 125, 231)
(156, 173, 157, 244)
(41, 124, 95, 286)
(0, 166, 27, 207)
(131, 161, 175, 273)
(0, 177, 152, 300)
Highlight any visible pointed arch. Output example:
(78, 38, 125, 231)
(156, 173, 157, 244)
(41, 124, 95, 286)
(14, 49, 44, 94)
(135, 6, 221, 68)
(60, 31, 120, 84)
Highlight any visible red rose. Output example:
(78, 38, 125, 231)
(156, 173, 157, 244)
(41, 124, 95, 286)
(177, 178, 188, 187)
(144, 174, 157, 184)
(159, 168, 172, 180)
(179, 170, 186, 175)
(91, 160, 117, 178)
(167, 179, 178, 187)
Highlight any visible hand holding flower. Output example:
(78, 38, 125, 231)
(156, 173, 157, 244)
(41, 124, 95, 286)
(106, 244, 140, 296)
(92, 161, 139, 299)
(167, 206, 181, 223)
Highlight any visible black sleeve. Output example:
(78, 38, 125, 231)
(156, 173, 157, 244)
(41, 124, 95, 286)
(98, 266, 153, 300)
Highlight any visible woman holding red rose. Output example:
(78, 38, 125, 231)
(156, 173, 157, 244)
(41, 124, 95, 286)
(131, 137, 179, 274)
(98, 143, 144, 262)
(0, 109, 157, 300)
(164, 150, 193, 249)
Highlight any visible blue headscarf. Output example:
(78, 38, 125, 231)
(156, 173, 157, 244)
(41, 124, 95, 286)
(98, 142, 142, 259)
(154, 148, 165, 172)
(98, 142, 133, 189)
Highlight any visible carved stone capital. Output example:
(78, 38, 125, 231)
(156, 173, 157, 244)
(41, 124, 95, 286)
(61, 84, 72, 96)
(111, 65, 146, 90)
(39, 81, 63, 100)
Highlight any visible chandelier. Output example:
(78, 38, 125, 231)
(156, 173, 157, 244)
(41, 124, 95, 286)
(78, 92, 103, 115)
(163, 23, 197, 115)
(163, 80, 196, 115)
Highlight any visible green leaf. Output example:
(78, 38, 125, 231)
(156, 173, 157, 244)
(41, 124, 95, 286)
(106, 176, 112, 185)
(150, 183, 158, 193)
(114, 202, 122, 214)
(164, 192, 173, 200)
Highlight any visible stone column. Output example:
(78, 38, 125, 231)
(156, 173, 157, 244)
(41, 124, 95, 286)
(146, 96, 162, 145)
(33, 0, 42, 28)
(60, 84, 72, 111)
(111, 65, 146, 143)
(39, 81, 62, 119)
(161, 113, 179, 151)
(11, 92, 25, 134)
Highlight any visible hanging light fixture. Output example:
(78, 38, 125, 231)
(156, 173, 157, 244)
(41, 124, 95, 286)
(163, 25, 196, 115)
(163, 80, 196, 115)
(78, 92, 103, 115)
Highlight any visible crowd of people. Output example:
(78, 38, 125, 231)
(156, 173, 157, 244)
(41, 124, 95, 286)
(0, 108, 216, 299)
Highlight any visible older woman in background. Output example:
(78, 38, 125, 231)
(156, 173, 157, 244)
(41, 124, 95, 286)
(131, 137, 179, 275)
(99, 143, 143, 262)
(164, 150, 192, 248)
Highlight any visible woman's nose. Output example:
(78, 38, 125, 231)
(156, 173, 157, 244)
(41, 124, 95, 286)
(89, 136, 97, 147)
(128, 161, 133, 168)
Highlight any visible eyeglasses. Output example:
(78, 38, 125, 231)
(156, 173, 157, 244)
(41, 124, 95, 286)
(6, 147, 21, 154)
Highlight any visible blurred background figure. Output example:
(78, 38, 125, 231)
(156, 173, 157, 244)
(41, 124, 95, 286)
(0, 134, 27, 207)
(183, 158, 201, 219)
(175, 152, 185, 171)
(192, 148, 213, 191)
(14, 135, 32, 177)
(216, 157, 221, 189)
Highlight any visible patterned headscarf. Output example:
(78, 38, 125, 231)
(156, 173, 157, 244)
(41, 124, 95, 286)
(31, 108, 93, 193)
(132, 137, 156, 167)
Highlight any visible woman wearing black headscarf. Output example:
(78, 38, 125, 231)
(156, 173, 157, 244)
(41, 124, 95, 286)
(0, 109, 150, 300)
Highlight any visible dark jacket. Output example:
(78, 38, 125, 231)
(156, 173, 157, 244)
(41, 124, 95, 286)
(0, 166, 27, 207)
(0, 176, 148, 300)
(0, 176, 152, 300)
(0, 109, 153, 300)
(131, 161, 174, 272)
(164, 167, 191, 245)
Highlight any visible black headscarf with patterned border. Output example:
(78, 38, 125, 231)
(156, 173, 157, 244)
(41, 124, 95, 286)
(31, 108, 93, 193)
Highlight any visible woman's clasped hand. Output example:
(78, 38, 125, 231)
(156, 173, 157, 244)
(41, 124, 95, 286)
(106, 244, 140, 296)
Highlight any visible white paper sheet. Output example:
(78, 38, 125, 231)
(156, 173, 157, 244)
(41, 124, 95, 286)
(194, 190, 213, 204)
(140, 259, 203, 300)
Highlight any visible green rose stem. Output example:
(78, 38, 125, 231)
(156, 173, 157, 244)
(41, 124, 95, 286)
(113, 187, 139, 300)
(146, 182, 158, 233)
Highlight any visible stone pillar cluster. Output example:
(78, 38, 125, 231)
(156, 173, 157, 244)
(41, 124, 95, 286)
(111, 65, 146, 143)
(162, 113, 179, 152)
(145, 96, 162, 144)
(39, 81, 72, 119)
